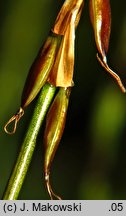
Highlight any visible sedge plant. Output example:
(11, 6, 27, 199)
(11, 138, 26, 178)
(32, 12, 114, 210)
(3, 0, 125, 200)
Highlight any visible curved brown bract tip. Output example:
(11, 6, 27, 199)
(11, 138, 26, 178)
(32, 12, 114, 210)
(96, 53, 126, 93)
(45, 174, 62, 200)
(4, 107, 24, 135)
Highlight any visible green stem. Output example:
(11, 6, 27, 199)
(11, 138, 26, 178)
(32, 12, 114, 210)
(3, 83, 56, 200)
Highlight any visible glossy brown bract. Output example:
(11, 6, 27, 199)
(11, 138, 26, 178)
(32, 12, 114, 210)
(89, 0, 125, 92)
(89, 0, 111, 57)
(44, 87, 71, 199)
(21, 34, 62, 108)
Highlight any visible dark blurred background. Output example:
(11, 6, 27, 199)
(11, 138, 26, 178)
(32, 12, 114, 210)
(0, 0, 126, 200)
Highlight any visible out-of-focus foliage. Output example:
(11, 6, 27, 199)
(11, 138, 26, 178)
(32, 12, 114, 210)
(0, 0, 126, 199)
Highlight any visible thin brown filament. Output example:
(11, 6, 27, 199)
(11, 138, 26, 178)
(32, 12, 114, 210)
(4, 107, 24, 134)
(45, 174, 62, 200)
(96, 53, 126, 93)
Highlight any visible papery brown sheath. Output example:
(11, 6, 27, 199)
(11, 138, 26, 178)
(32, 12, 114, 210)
(44, 87, 71, 199)
(89, 0, 126, 92)
(48, 0, 84, 86)
(52, 0, 84, 35)
(48, 9, 76, 87)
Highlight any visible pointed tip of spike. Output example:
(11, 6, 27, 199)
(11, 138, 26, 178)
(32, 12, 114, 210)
(4, 107, 24, 135)
(96, 53, 126, 93)
(45, 173, 62, 200)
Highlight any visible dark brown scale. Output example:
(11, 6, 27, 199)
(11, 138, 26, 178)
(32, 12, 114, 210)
(21, 33, 62, 108)
(44, 87, 71, 199)
(89, 0, 126, 93)
(4, 33, 62, 134)
(21, 44, 51, 108)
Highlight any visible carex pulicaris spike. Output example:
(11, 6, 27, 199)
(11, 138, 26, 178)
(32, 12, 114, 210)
(4, 0, 84, 134)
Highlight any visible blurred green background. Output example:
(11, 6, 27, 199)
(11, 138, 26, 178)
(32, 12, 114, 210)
(0, 0, 126, 200)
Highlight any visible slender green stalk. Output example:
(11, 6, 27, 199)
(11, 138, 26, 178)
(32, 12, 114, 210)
(3, 83, 56, 200)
